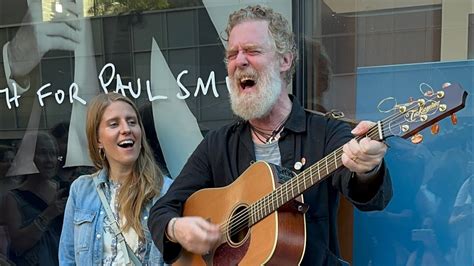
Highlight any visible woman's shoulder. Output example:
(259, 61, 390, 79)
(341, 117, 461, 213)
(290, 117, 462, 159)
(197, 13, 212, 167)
(149, 176, 173, 205)
(70, 172, 99, 192)
(160, 175, 173, 195)
(68, 172, 102, 209)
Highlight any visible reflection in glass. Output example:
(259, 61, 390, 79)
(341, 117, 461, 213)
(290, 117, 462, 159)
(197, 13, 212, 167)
(0, 132, 64, 266)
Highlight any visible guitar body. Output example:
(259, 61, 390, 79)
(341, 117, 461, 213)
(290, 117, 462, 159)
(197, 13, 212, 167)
(173, 161, 306, 266)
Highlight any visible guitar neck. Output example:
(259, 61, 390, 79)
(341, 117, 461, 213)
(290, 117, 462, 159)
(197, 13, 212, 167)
(248, 123, 383, 226)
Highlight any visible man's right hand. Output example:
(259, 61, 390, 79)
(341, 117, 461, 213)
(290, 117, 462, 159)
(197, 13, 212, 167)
(168, 217, 220, 255)
(7, 0, 81, 81)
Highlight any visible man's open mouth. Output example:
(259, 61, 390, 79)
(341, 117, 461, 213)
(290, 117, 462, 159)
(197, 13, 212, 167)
(240, 76, 256, 90)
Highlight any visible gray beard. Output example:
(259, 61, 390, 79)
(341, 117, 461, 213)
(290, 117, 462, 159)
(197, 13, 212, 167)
(229, 66, 282, 121)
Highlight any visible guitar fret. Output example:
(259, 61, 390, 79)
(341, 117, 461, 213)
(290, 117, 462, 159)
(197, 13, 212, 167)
(377, 121, 383, 141)
(263, 200, 266, 219)
(273, 194, 277, 213)
(325, 157, 329, 174)
(266, 196, 271, 216)
(268, 196, 271, 216)
(310, 167, 314, 184)
(254, 205, 258, 222)
(263, 197, 267, 218)
(292, 180, 296, 198)
(287, 184, 293, 200)
(269, 198, 272, 215)
(333, 152, 337, 168)
(267, 196, 270, 218)
(277, 188, 282, 207)
(303, 173, 307, 190)
(295, 177, 301, 195)
(317, 164, 321, 180)
(256, 202, 259, 221)
(275, 189, 279, 208)
(286, 181, 290, 203)
(255, 200, 262, 220)
(306, 174, 309, 190)
(270, 196, 274, 216)
(282, 187, 285, 206)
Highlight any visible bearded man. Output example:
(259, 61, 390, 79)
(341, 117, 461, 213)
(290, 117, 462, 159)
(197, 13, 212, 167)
(149, 5, 392, 265)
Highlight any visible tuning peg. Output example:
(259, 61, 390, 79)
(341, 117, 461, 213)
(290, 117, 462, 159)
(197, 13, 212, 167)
(451, 113, 458, 125)
(411, 133, 423, 144)
(441, 82, 451, 89)
(431, 123, 440, 135)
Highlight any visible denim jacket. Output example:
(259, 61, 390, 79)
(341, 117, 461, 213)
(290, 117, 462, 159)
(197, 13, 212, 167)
(59, 169, 172, 265)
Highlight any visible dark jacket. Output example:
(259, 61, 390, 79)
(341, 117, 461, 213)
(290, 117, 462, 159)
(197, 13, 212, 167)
(149, 96, 393, 265)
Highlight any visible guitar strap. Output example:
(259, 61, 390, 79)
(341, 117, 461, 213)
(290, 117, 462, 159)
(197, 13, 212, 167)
(291, 108, 358, 173)
(304, 109, 358, 127)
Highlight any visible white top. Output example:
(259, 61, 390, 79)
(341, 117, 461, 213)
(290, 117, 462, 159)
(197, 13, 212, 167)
(102, 182, 140, 265)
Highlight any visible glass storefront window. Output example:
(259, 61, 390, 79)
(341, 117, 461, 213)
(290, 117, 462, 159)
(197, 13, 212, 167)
(0, 1, 472, 265)
(300, 1, 473, 265)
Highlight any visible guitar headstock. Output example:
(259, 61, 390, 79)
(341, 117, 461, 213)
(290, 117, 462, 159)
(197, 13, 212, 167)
(381, 83, 468, 141)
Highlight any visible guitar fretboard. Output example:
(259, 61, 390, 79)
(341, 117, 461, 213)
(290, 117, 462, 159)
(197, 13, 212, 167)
(247, 123, 382, 226)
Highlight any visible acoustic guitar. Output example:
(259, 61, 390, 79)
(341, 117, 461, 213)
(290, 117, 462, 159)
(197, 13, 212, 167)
(174, 83, 468, 266)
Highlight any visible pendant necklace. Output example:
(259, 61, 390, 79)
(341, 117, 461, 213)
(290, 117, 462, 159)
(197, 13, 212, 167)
(249, 114, 289, 144)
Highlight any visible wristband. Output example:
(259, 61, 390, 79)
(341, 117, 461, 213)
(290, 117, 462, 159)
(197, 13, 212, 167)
(166, 217, 178, 243)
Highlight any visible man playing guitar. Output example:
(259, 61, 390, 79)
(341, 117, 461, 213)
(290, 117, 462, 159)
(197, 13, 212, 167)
(149, 5, 392, 265)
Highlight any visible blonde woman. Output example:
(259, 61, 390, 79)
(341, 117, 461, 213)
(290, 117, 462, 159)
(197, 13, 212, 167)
(59, 93, 172, 265)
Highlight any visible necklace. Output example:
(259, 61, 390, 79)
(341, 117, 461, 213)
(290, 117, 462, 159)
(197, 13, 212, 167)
(249, 114, 289, 144)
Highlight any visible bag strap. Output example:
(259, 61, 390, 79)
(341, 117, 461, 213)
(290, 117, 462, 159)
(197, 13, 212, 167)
(92, 176, 142, 266)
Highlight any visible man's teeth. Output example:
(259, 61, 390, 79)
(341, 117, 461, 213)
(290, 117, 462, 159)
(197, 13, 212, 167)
(239, 76, 256, 88)
(240, 76, 253, 82)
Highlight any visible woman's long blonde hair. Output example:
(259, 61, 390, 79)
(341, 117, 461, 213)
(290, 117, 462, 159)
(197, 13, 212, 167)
(86, 92, 163, 239)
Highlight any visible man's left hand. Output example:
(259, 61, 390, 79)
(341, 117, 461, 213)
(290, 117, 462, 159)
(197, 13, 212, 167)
(341, 121, 387, 178)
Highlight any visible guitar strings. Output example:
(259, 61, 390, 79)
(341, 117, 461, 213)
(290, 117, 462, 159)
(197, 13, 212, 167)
(217, 140, 355, 235)
(246, 98, 429, 217)
(221, 125, 383, 236)
(218, 98, 432, 237)
(220, 121, 389, 236)
(219, 102, 419, 236)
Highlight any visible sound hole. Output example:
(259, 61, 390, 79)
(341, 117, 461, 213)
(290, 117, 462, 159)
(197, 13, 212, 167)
(228, 205, 249, 247)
